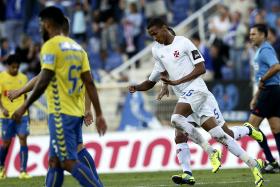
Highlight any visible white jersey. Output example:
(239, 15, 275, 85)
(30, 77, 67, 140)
(149, 36, 209, 96)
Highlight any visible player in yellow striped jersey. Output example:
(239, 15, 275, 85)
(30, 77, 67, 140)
(0, 55, 31, 179)
(8, 16, 104, 185)
(11, 7, 106, 187)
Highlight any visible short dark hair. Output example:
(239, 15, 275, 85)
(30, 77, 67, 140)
(4, 54, 21, 66)
(252, 24, 268, 37)
(268, 27, 277, 36)
(167, 27, 176, 36)
(39, 6, 64, 26)
(191, 33, 200, 41)
(147, 18, 167, 29)
(62, 16, 70, 36)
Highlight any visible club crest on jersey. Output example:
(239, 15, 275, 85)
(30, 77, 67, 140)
(173, 50, 179, 58)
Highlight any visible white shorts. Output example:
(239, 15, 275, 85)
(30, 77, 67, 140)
(178, 89, 225, 127)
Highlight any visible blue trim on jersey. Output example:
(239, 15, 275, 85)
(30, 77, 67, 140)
(254, 41, 280, 85)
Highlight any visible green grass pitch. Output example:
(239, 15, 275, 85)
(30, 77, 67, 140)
(0, 169, 279, 187)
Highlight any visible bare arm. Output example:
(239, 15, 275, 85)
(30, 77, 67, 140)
(260, 64, 280, 82)
(84, 91, 93, 126)
(8, 75, 39, 101)
(81, 71, 107, 135)
(85, 91, 91, 112)
(157, 71, 169, 100)
(161, 62, 206, 85)
(0, 94, 9, 117)
(128, 80, 157, 93)
(12, 69, 54, 122)
(81, 71, 102, 116)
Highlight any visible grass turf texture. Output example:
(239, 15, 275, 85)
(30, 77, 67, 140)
(0, 169, 279, 187)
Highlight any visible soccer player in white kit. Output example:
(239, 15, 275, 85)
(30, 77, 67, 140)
(130, 18, 264, 187)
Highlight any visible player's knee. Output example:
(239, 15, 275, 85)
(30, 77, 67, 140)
(62, 159, 77, 172)
(49, 157, 60, 168)
(2, 140, 11, 148)
(209, 126, 228, 144)
(222, 125, 234, 138)
(171, 114, 184, 130)
(174, 131, 188, 144)
(18, 135, 27, 146)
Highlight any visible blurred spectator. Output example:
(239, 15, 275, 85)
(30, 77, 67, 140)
(122, 2, 142, 58)
(0, 38, 11, 63)
(23, 0, 39, 32)
(224, 0, 256, 24)
(25, 42, 41, 78)
(0, 0, 6, 39)
(100, 49, 123, 72)
(210, 40, 227, 79)
(26, 16, 41, 43)
(254, 9, 266, 24)
(268, 27, 280, 59)
(15, 35, 33, 72)
(188, 0, 210, 13)
(275, 17, 280, 37)
(224, 11, 247, 80)
(88, 10, 102, 53)
(0, 38, 12, 72)
(0, 38, 13, 71)
(71, 2, 87, 42)
(101, 17, 121, 51)
(5, 0, 24, 46)
(45, 0, 69, 15)
(208, 4, 231, 42)
(191, 33, 214, 81)
(94, 0, 122, 23)
(172, 0, 189, 26)
(265, 2, 280, 29)
(142, 0, 168, 23)
(258, 0, 280, 12)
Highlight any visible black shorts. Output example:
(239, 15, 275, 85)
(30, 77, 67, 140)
(251, 85, 280, 118)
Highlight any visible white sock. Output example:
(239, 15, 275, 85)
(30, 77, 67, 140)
(176, 143, 192, 173)
(240, 153, 257, 168)
(209, 126, 257, 168)
(230, 126, 250, 140)
(188, 135, 215, 155)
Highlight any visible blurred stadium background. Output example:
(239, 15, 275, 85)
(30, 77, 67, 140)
(0, 0, 280, 183)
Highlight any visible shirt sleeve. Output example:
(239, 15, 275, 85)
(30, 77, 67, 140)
(40, 42, 57, 71)
(260, 48, 279, 67)
(81, 50, 91, 73)
(184, 37, 205, 65)
(148, 66, 161, 82)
